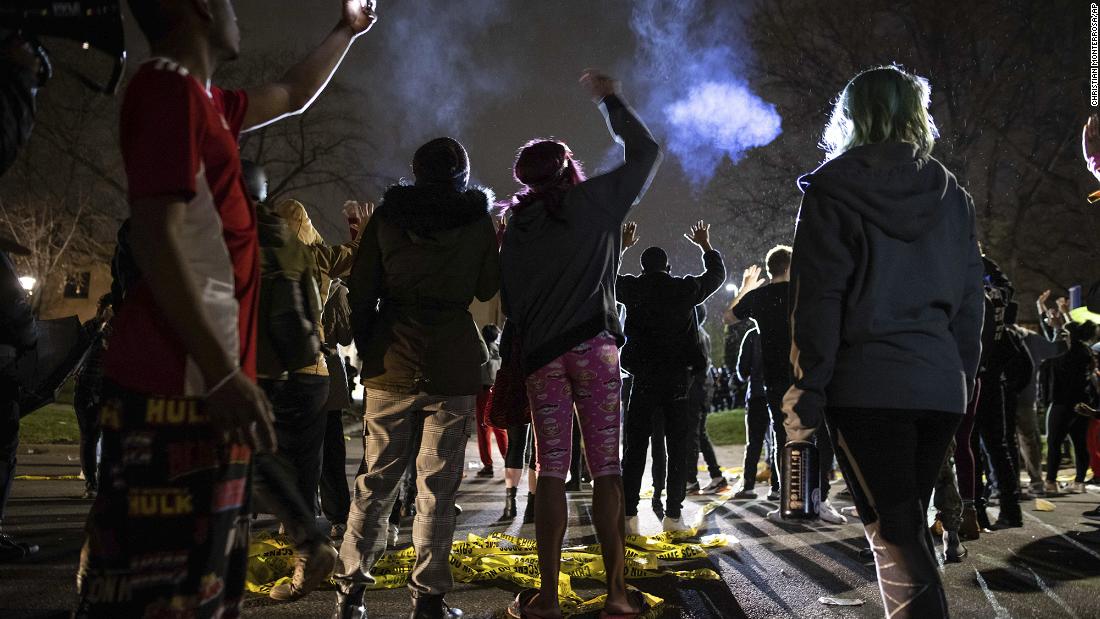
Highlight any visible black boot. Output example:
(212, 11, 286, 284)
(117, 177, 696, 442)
(993, 501, 1023, 529)
(333, 584, 367, 619)
(502, 487, 518, 519)
(943, 530, 968, 563)
(523, 492, 535, 524)
(410, 594, 463, 619)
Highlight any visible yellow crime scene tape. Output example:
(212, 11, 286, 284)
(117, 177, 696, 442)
(246, 491, 738, 617)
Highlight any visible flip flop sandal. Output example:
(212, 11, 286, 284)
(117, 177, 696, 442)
(507, 589, 559, 619)
(599, 588, 652, 619)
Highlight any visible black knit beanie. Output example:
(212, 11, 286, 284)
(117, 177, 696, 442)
(412, 137, 470, 191)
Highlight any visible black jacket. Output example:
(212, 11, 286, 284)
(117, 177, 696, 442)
(0, 251, 36, 368)
(618, 249, 725, 376)
(1038, 341, 1093, 408)
(785, 143, 984, 427)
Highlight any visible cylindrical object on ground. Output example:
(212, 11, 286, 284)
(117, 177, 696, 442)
(781, 440, 820, 520)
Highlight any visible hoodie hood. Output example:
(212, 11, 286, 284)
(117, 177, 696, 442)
(797, 142, 954, 243)
(376, 183, 492, 239)
(275, 199, 324, 246)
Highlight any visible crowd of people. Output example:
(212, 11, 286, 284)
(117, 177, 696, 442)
(2, 2, 1100, 619)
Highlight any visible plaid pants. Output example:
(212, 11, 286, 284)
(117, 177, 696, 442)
(337, 390, 474, 597)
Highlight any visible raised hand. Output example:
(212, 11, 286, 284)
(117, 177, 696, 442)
(684, 220, 712, 251)
(622, 221, 640, 250)
(1084, 115, 1100, 182)
(741, 264, 764, 292)
(343, 0, 378, 37)
(1056, 296, 1071, 316)
(1037, 289, 1052, 311)
(579, 69, 620, 102)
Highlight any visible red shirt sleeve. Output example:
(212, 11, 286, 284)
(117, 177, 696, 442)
(213, 87, 250, 137)
(120, 70, 205, 202)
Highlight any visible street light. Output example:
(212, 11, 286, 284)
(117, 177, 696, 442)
(18, 276, 35, 293)
(724, 283, 737, 293)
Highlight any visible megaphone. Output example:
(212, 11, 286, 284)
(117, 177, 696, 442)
(0, 0, 126, 95)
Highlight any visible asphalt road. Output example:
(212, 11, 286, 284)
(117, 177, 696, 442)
(3, 434, 1100, 618)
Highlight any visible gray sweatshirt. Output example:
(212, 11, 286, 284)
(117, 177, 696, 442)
(784, 142, 984, 427)
(500, 95, 661, 374)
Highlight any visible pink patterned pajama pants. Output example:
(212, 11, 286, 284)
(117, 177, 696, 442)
(525, 332, 623, 480)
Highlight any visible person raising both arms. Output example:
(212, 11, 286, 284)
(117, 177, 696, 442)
(76, 1, 377, 617)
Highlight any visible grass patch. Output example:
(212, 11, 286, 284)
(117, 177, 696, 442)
(706, 409, 746, 446)
(20, 403, 81, 444)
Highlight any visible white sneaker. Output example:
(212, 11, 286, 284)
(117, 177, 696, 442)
(766, 508, 784, 523)
(701, 476, 730, 495)
(662, 515, 688, 532)
(1070, 481, 1087, 494)
(840, 505, 860, 519)
(625, 516, 640, 536)
(820, 501, 848, 524)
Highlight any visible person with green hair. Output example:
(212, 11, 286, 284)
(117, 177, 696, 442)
(782, 65, 983, 619)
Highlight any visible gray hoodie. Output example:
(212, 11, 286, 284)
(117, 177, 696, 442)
(784, 142, 984, 427)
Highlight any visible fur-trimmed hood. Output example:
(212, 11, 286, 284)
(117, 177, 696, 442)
(376, 183, 493, 239)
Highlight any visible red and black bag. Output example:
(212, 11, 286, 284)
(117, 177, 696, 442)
(487, 321, 531, 429)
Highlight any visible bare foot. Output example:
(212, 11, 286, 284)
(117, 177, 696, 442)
(525, 591, 563, 619)
(603, 590, 643, 615)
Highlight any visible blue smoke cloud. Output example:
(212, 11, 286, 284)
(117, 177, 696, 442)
(629, 0, 782, 185)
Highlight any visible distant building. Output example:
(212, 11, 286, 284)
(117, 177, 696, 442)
(33, 262, 112, 323)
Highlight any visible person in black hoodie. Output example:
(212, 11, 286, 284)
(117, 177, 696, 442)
(967, 256, 1023, 529)
(783, 66, 984, 619)
(733, 325, 777, 500)
(1039, 321, 1096, 494)
(336, 137, 499, 619)
(618, 220, 725, 529)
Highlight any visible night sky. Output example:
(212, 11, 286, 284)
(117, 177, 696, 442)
(123, 1, 770, 283)
(111, 1, 1090, 329)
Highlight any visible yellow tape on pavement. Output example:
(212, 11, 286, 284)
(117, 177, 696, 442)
(246, 492, 737, 617)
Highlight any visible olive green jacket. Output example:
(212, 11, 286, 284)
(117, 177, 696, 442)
(349, 184, 500, 396)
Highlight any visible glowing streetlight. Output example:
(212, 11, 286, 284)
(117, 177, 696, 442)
(18, 276, 36, 292)
(724, 283, 737, 293)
